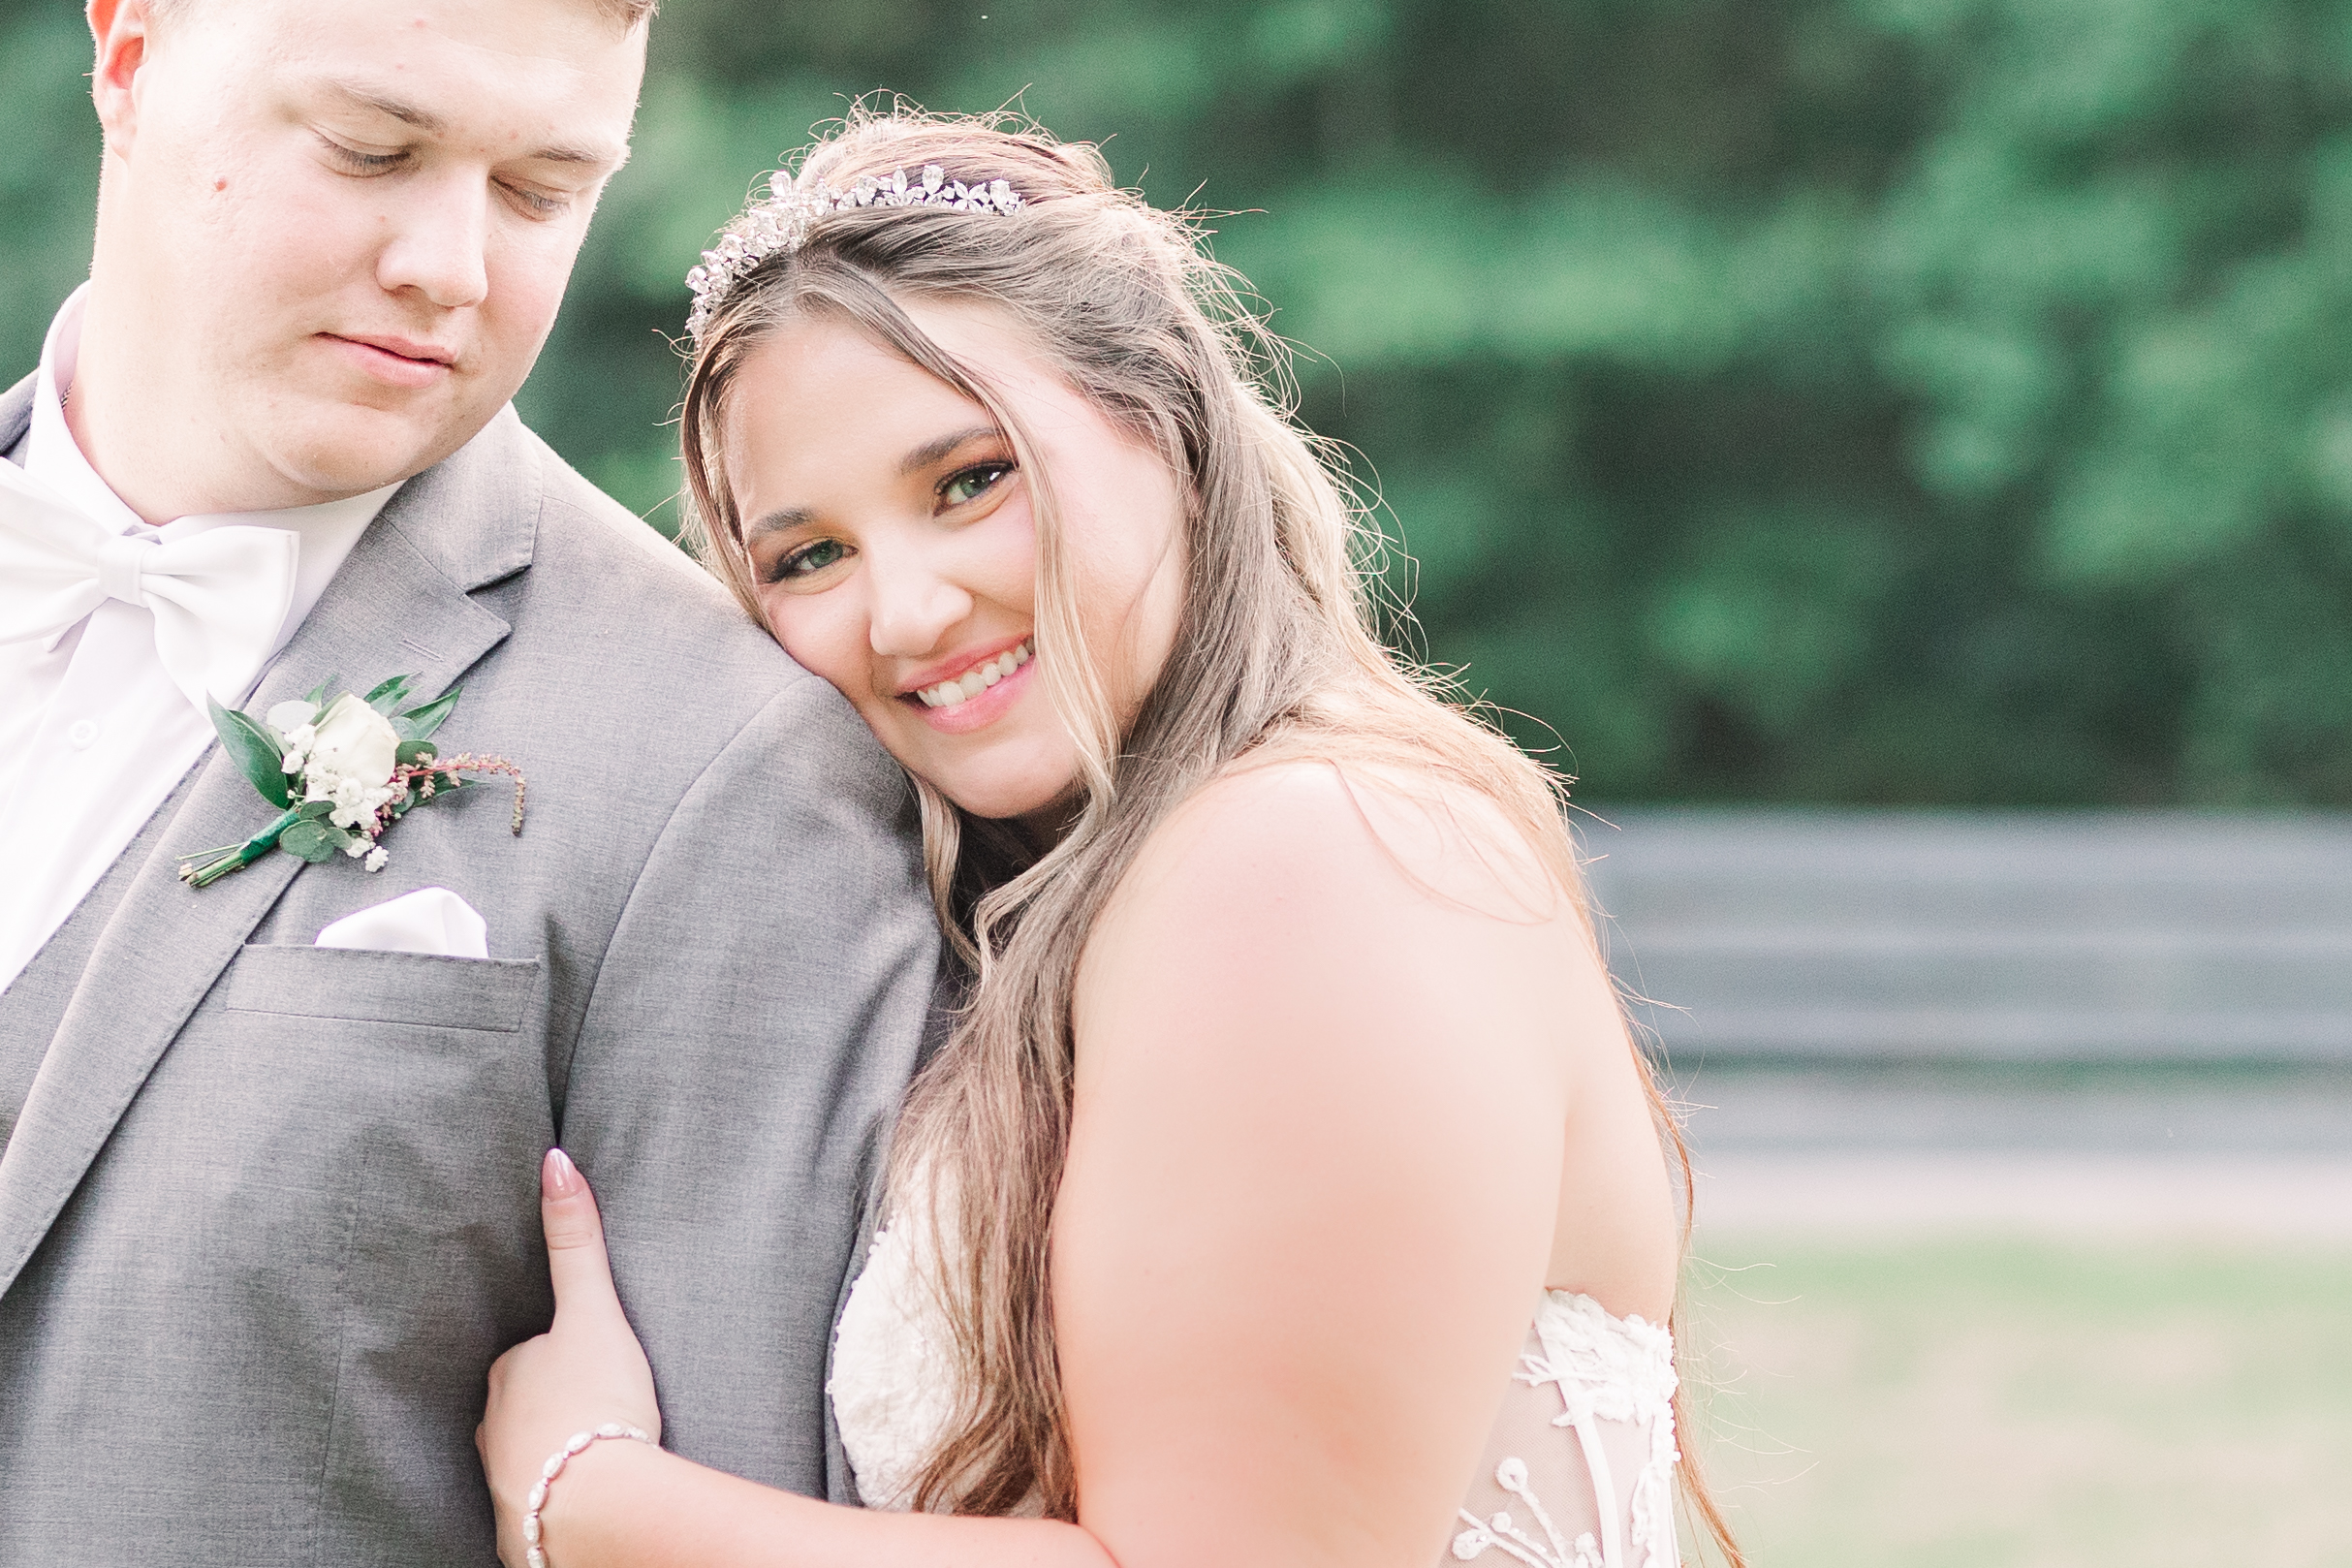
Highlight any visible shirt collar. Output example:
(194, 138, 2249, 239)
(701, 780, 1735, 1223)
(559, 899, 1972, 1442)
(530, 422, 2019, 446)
(24, 284, 405, 660)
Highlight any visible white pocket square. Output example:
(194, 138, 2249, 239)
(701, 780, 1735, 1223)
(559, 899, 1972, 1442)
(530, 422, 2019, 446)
(315, 887, 489, 960)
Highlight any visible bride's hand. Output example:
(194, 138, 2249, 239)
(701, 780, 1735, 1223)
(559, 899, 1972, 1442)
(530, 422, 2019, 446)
(478, 1149, 664, 1565)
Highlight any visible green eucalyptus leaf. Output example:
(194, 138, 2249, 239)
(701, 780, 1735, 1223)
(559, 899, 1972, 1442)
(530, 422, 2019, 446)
(298, 800, 335, 820)
(395, 739, 439, 768)
(208, 698, 295, 809)
(276, 820, 339, 863)
(394, 686, 462, 741)
(305, 676, 338, 708)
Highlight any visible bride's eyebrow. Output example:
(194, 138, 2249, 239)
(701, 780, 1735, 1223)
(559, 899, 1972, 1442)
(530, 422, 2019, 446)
(897, 425, 1006, 479)
(744, 506, 814, 544)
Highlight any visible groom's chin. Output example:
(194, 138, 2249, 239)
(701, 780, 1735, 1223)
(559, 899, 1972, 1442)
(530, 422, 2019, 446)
(255, 392, 494, 500)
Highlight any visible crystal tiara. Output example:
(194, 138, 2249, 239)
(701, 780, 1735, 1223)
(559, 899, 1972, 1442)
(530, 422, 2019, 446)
(684, 163, 1026, 338)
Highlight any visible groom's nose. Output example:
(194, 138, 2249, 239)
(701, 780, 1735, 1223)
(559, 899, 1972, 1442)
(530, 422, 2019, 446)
(375, 173, 492, 313)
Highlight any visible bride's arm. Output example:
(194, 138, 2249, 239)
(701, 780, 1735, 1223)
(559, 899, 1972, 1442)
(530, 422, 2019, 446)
(499, 1440, 1111, 1568)
(479, 1154, 1115, 1568)
(483, 761, 1633, 1568)
(1051, 761, 1621, 1567)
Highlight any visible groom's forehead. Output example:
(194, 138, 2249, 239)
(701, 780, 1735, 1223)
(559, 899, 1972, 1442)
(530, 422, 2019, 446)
(149, 0, 658, 31)
(153, 0, 651, 153)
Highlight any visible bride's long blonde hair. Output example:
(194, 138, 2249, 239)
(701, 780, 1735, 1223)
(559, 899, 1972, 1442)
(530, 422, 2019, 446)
(681, 106, 1739, 1563)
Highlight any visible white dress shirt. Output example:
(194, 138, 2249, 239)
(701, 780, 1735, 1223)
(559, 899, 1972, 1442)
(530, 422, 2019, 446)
(0, 287, 401, 992)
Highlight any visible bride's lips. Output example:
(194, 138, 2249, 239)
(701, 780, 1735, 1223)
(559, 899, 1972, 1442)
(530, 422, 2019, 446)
(899, 637, 1037, 737)
(914, 653, 1036, 735)
(322, 332, 457, 392)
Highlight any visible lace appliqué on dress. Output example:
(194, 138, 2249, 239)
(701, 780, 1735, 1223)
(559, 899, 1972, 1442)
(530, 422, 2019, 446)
(1449, 1453, 1607, 1568)
(829, 1219, 963, 1512)
(831, 1209, 1048, 1518)
(1449, 1291, 1680, 1568)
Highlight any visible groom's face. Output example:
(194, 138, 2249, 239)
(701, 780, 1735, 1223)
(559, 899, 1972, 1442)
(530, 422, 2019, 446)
(89, 0, 645, 500)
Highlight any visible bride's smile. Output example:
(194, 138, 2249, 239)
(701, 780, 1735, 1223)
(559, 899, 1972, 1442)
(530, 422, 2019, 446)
(724, 300, 1186, 827)
(903, 633, 1032, 719)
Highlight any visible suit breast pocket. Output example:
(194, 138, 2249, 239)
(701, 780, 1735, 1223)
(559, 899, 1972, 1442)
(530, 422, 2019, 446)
(164, 943, 555, 1552)
(221, 943, 542, 1033)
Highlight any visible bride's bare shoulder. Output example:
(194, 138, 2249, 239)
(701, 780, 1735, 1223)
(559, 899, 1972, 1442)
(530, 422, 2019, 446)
(1075, 759, 1587, 1044)
(1111, 756, 1571, 931)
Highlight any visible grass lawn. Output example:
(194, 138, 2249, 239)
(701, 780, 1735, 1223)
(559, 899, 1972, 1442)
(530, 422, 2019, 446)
(1679, 1239, 2352, 1567)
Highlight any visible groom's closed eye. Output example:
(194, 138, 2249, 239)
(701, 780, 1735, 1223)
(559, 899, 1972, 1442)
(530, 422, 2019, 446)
(306, 77, 627, 189)
(316, 136, 407, 175)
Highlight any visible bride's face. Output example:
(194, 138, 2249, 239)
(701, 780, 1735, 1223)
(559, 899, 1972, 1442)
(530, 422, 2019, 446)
(722, 301, 1188, 830)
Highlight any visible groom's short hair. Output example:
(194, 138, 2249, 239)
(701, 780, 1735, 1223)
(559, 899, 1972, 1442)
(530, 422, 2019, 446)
(148, 0, 659, 24)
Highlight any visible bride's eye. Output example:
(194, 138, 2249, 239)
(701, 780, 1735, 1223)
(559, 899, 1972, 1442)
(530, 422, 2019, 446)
(771, 536, 852, 582)
(939, 461, 1013, 509)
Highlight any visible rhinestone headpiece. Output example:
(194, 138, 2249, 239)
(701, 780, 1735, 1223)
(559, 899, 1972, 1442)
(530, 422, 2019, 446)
(685, 163, 1025, 339)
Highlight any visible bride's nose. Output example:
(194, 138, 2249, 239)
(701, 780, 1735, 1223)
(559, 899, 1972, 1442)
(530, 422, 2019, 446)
(867, 552, 976, 659)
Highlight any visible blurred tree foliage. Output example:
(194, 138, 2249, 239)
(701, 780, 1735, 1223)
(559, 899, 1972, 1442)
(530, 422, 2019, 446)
(6, 0, 2352, 804)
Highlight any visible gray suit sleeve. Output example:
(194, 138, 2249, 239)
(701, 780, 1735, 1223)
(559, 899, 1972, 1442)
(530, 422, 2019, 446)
(551, 673, 941, 1497)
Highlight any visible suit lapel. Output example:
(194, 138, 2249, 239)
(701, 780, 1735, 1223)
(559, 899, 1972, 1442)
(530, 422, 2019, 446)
(0, 409, 538, 1299)
(2, 372, 35, 457)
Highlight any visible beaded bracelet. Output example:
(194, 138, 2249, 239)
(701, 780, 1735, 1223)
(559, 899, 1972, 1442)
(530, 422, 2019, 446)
(522, 1422, 654, 1568)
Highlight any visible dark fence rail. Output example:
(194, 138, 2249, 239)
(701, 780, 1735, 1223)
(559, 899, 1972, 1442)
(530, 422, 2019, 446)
(1583, 810, 2352, 1064)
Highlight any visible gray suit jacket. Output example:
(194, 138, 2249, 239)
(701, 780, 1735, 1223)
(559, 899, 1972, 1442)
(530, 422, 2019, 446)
(0, 375, 940, 1564)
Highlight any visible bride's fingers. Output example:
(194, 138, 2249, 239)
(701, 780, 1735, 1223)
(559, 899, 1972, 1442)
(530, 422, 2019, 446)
(540, 1147, 624, 1323)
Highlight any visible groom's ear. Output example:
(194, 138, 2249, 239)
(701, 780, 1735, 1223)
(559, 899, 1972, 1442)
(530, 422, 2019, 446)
(87, 0, 159, 163)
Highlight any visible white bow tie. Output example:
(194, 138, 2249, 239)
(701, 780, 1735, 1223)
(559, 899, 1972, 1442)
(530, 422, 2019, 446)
(0, 455, 298, 715)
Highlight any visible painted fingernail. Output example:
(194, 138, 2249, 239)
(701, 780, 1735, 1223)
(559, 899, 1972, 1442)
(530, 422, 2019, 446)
(543, 1147, 580, 1199)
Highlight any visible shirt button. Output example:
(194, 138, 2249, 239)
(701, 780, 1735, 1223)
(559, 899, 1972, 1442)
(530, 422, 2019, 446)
(67, 719, 101, 749)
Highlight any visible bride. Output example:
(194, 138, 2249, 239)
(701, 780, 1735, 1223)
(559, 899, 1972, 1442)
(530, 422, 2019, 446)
(475, 109, 1741, 1568)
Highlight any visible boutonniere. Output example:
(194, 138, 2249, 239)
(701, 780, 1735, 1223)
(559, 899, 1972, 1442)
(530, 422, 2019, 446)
(176, 674, 524, 890)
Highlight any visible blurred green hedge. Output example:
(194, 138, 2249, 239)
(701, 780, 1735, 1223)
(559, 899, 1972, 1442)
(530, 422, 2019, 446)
(8, 0, 2352, 805)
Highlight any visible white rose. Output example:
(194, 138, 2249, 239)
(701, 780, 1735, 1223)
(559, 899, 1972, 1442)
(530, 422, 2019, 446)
(302, 693, 400, 798)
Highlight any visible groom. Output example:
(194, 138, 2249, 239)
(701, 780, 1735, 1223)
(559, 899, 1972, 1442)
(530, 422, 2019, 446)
(0, 2, 938, 1563)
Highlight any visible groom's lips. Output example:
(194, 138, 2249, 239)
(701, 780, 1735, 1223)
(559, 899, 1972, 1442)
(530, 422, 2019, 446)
(323, 332, 457, 392)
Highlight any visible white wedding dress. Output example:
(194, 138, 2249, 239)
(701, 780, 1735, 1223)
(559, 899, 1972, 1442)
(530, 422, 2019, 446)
(830, 1207, 1682, 1568)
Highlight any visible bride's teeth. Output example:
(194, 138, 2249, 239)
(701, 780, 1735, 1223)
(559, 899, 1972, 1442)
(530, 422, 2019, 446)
(919, 640, 1031, 710)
